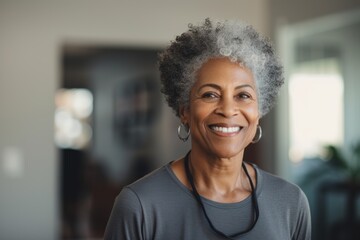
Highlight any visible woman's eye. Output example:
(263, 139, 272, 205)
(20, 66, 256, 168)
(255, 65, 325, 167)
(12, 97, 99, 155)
(202, 92, 219, 99)
(236, 93, 251, 100)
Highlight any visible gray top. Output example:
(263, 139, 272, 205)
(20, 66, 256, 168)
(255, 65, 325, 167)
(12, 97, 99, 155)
(104, 163, 311, 240)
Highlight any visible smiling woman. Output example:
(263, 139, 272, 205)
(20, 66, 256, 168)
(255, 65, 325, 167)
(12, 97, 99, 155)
(104, 18, 311, 240)
(182, 58, 259, 160)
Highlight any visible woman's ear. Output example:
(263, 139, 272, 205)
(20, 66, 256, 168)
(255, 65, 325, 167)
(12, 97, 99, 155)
(179, 105, 189, 124)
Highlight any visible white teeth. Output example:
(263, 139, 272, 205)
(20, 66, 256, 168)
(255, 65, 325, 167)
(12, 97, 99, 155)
(211, 126, 240, 133)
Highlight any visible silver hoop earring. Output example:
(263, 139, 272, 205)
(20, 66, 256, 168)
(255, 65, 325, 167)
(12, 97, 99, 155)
(177, 123, 190, 142)
(252, 125, 262, 143)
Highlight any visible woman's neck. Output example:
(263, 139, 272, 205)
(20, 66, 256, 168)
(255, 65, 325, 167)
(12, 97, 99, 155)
(188, 149, 252, 203)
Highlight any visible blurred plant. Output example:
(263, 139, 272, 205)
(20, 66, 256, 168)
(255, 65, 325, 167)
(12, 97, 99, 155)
(325, 143, 360, 181)
(299, 141, 360, 186)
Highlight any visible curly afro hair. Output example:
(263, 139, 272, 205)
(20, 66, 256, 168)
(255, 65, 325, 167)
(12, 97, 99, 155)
(158, 18, 284, 118)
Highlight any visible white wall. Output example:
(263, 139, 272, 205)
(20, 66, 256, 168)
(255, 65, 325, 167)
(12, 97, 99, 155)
(0, 1, 269, 239)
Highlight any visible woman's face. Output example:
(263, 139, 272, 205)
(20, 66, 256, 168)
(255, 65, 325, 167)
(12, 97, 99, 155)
(181, 58, 259, 159)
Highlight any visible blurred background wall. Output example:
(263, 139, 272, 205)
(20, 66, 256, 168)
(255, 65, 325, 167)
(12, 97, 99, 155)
(0, 0, 359, 240)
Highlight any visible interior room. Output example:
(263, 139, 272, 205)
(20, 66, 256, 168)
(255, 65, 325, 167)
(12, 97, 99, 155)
(1, 1, 360, 239)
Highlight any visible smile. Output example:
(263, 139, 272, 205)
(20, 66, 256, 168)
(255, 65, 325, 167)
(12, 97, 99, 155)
(209, 125, 241, 133)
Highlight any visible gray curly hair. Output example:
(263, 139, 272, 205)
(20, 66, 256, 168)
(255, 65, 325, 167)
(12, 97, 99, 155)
(158, 18, 284, 118)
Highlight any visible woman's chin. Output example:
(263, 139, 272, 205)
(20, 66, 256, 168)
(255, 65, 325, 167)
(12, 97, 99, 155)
(207, 146, 245, 160)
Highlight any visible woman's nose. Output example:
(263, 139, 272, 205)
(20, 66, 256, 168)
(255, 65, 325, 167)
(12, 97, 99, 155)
(215, 96, 239, 118)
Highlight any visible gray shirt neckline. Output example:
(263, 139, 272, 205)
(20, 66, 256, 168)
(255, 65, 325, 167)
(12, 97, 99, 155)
(164, 162, 263, 209)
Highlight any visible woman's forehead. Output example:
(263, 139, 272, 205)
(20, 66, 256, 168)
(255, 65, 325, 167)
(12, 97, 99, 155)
(194, 58, 255, 88)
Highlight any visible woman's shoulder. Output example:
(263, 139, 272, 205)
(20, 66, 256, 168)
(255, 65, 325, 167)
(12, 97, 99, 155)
(127, 163, 171, 189)
(255, 167, 311, 238)
(118, 163, 180, 202)
(256, 166, 307, 201)
(256, 166, 310, 217)
(111, 164, 172, 205)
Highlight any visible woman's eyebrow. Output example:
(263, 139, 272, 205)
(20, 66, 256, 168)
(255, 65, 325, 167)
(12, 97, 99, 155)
(198, 83, 221, 91)
(198, 83, 255, 92)
(235, 84, 255, 90)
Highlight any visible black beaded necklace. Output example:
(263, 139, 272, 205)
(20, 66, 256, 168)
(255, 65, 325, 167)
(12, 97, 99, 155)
(184, 151, 259, 239)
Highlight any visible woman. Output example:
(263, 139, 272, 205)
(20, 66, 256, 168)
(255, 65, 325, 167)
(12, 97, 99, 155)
(104, 18, 311, 240)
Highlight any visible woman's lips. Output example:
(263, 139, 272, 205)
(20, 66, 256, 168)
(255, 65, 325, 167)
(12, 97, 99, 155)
(208, 124, 242, 134)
